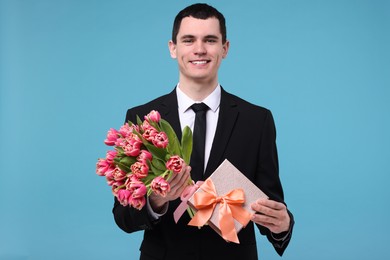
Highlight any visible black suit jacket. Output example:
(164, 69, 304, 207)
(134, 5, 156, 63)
(113, 88, 294, 260)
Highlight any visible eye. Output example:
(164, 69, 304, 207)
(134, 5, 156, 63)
(182, 38, 194, 44)
(205, 38, 218, 44)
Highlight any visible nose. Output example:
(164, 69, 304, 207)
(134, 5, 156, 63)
(194, 40, 206, 55)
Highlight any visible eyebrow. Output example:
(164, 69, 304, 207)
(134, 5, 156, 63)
(180, 34, 220, 40)
(204, 35, 220, 40)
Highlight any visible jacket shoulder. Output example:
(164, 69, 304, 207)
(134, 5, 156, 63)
(124, 91, 174, 123)
(223, 90, 271, 116)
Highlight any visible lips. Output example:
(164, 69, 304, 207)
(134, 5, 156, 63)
(190, 60, 210, 65)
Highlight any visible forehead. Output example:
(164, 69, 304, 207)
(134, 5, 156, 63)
(178, 17, 221, 37)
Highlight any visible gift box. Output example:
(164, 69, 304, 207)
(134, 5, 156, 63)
(187, 159, 268, 243)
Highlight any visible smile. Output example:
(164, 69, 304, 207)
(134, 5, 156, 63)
(190, 60, 210, 65)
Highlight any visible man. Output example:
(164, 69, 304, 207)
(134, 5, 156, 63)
(113, 3, 294, 259)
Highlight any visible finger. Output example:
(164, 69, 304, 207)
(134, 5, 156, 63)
(168, 166, 189, 185)
(251, 212, 289, 234)
(169, 168, 190, 192)
(251, 213, 282, 232)
(175, 166, 191, 185)
(255, 199, 286, 210)
(253, 220, 279, 233)
(184, 165, 191, 176)
(175, 179, 191, 196)
(179, 163, 190, 174)
(166, 171, 179, 183)
(251, 203, 284, 220)
(251, 212, 278, 225)
(252, 201, 289, 221)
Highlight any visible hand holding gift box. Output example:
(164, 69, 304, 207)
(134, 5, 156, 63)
(187, 159, 268, 243)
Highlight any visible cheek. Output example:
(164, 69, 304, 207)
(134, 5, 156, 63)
(175, 52, 187, 64)
(213, 56, 223, 69)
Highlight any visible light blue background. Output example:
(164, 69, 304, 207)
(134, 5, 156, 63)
(1, 0, 389, 259)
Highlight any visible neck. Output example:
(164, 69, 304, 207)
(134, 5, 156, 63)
(178, 78, 218, 101)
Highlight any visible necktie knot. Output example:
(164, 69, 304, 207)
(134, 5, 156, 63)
(191, 103, 209, 113)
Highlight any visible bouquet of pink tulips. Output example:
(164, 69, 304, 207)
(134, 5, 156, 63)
(96, 110, 192, 210)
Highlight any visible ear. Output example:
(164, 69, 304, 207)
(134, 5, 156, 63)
(168, 40, 177, 59)
(222, 40, 230, 59)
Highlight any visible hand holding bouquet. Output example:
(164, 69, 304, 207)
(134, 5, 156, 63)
(96, 110, 193, 211)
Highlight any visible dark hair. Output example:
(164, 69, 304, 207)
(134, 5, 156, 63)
(172, 3, 227, 44)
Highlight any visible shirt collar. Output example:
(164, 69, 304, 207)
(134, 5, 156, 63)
(176, 84, 221, 113)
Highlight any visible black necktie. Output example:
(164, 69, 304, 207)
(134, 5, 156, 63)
(190, 103, 209, 181)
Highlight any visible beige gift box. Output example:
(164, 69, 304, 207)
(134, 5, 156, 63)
(188, 159, 268, 242)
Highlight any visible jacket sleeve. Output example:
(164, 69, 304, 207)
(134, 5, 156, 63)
(255, 110, 294, 256)
(113, 197, 155, 233)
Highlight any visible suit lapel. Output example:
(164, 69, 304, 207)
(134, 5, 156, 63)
(204, 88, 238, 177)
(159, 89, 182, 140)
(158, 88, 238, 178)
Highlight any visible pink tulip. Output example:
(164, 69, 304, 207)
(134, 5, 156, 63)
(130, 196, 146, 210)
(96, 158, 115, 176)
(130, 182, 147, 199)
(111, 181, 125, 195)
(117, 189, 131, 206)
(151, 176, 171, 197)
(112, 166, 127, 181)
(106, 150, 117, 164)
(131, 161, 149, 179)
(123, 137, 142, 157)
(125, 175, 143, 191)
(118, 123, 133, 138)
(122, 176, 147, 209)
(130, 133, 142, 143)
(104, 128, 119, 146)
(105, 167, 114, 180)
(166, 155, 185, 174)
(142, 127, 158, 142)
(114, 137, 125, 147)
(137, 150, 153, 163)
(141, 120, 151, 131)
(145, 110, 161, 123)
(152, 132, 169, 149)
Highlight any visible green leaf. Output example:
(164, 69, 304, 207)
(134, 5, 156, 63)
(150, 163, 164, 176)
(142, 172, 157, 185)
(141, 113, 162, 131)
(149, 120, 161, 132)
(133, 130, 144, 142)
(114, 152, 127, 165)
(181, 126, 193, 164)
(116, 163, 130, 173)
(136, 115, 143, 126)
(160, 118, 181, 156)
(116, 156, 137, 172)
(115, 147, 125, 156)
(113, 157, 121, 164)
(150, 157, 166, 176)
(114, 156, 135, 173)
(151, 158, 166, 171)
(143, 142, 168, 161)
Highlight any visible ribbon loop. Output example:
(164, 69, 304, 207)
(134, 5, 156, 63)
(188, 178, 252, 243)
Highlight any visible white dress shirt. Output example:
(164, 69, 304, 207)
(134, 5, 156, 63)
(147, 84, 221, 218)
(176, 84, 221, 170)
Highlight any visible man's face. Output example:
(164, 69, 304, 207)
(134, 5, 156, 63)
(169, 17, 229, 85)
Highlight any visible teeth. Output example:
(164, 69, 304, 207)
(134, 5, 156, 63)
(192, 61, 207, 65)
